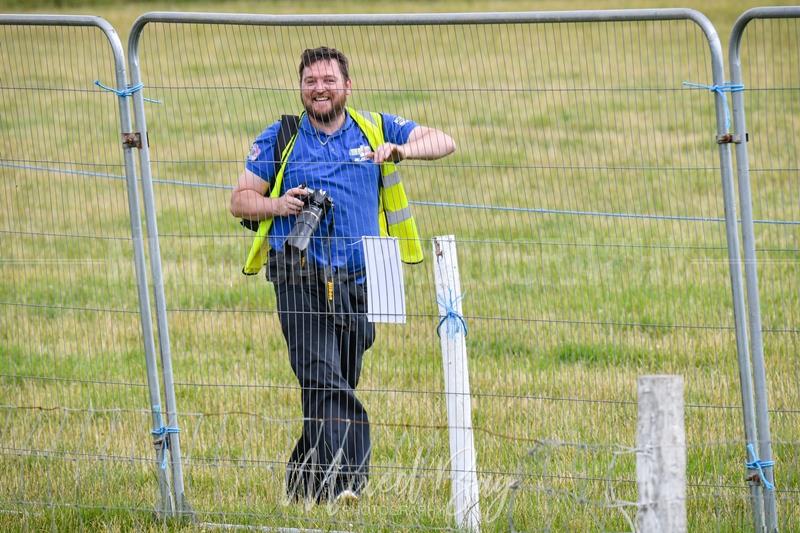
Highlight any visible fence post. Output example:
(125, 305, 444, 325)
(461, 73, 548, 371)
(102, 26, 176, 519)
(728, 9, 794, 531)
(127, 24, 192, 519)
(432, 235, 481, 532)
(636, 375, 686, 533)
(702, 10, 770, 531)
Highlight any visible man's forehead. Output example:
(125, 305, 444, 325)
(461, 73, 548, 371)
(303, 59, 343, 78)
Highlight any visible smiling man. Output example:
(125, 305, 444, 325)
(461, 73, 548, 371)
(229, 47, 455, 504)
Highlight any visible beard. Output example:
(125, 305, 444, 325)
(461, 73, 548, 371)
(302, 94, 347, 125)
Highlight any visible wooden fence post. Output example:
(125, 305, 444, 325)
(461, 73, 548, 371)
(637, 375, 686, 533)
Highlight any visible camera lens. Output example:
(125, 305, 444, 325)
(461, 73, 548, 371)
(285, 188, 333, 254)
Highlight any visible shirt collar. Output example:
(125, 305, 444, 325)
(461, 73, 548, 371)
(299, 112, 353, 139)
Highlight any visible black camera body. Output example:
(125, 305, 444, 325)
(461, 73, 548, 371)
(285, 186, 334, 255)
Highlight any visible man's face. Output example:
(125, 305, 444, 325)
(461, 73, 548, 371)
(300, 59, 352, 125)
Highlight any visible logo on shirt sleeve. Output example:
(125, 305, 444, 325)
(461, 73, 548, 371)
(393, 116, 409, 126)
(247, 143, 261, 161)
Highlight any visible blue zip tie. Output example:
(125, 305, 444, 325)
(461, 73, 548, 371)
(745, 443, 775, 490)
(436, 291, 468, 338)
(682, 81, 744, 132)
(151, 426, 180, 470)
(94, 80, 162, 104)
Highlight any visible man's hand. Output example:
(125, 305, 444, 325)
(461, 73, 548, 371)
(272, 186, 309, 217)
(368, 143, 406, 164)
(230, 169, 312, 220)
(366, 126, 456, 165)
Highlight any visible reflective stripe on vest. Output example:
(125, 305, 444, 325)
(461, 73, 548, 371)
(242, 107, 423, 275)
(385, 206, 413, 226)
(381, 170, 401, 188)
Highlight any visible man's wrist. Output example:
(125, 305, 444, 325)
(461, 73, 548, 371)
(395, 144, 407, 162)
(267, 196, 279, 216)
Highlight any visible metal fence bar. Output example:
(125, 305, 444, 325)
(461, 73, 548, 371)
(728, 7, 800, 532)
(701, 18, 768, 533)
(125, 25, 191, 520)
(0, 14, 169, 519)
(124, 8, 761, 530)
(127, 9, 726, 26)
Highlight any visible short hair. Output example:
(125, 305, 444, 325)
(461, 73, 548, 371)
(299, 47, 350, 81)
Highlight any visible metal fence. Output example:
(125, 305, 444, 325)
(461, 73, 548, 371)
(2, 7, 797, 532)
(0, 15, 171, 528)
(123, 9, 774, 531)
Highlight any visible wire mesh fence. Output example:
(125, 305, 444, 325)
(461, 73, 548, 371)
(124, 11, 782, 530)
(2, 8, 797, 532)
(0, 18, 166, 529)
(732, 8, 800, 524)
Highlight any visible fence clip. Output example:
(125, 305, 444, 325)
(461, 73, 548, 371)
(717, 132, 749, 145)
(122, 132, 142, 149)
(151, 426, 180, 470)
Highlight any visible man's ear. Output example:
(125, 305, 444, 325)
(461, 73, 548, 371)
(345, 79, 352, 96)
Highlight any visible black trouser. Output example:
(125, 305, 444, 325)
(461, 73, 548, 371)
(273, 268, 375, 501)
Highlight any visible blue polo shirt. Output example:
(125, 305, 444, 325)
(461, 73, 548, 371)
(245, 112, 417, 273)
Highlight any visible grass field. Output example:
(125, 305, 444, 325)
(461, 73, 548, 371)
(1, 0, 798, 531)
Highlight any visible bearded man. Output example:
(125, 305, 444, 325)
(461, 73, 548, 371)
(230, 46, 455, 503)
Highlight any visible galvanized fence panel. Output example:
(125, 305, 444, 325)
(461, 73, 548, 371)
(0, 15, 169, 529)
(730, 7, 800, 532)
(127, 10, 763, 531)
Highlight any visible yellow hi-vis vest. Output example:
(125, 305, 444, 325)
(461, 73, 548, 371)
(242, 107, 423, 275)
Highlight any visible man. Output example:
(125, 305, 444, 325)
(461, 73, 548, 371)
(230, 46, 455, 503)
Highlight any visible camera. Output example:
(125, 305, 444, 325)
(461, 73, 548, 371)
(285, 186, 334, 255)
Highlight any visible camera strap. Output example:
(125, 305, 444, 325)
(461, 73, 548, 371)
(240, 114, 300, 232)
(274, 114, 300, 179)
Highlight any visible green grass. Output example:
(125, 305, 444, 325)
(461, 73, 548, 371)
(2, 0, 799, 531)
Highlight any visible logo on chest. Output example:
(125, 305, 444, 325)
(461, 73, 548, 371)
(349, 144, 371, 162)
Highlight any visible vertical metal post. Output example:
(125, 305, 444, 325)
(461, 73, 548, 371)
(105, 25, 176, 520)
(636, 375, 686, 533)
(699, 17, 767, 532)
(127, 23, 191, 518)
(727, 8, 795, 531)
(433, 235, 481, 532)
